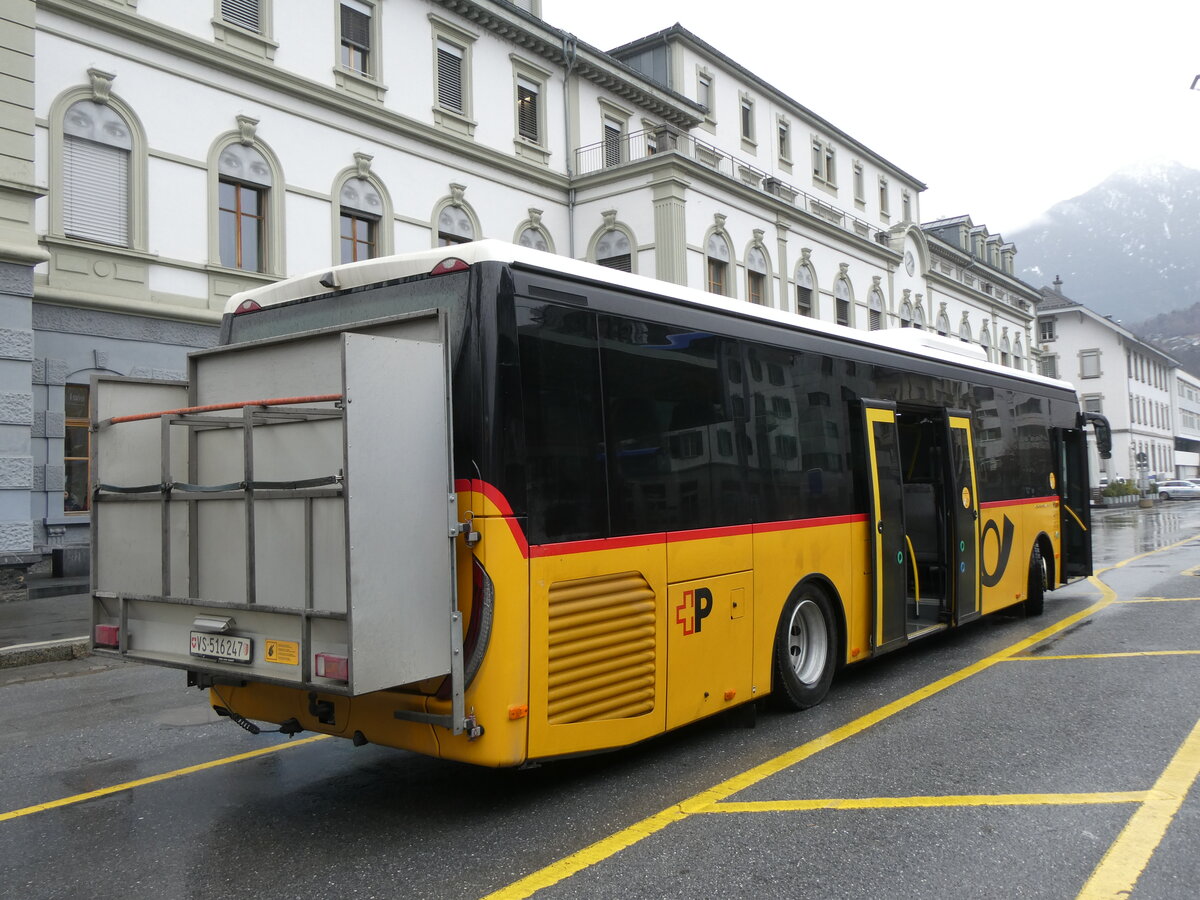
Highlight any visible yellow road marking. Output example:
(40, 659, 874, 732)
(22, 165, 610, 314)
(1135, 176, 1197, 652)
(1123, 596, 1200, 603)
(483, 582, 1118, 900)
(0, 734, 328, 823)
(705, 791, 1153, 813)
(1077, 718, 1200, 900)
(1007, 650, 1200, 661)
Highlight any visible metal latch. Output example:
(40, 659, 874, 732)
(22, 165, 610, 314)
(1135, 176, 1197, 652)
(463, 712, 485, 741)
(453, 510, 481, 547)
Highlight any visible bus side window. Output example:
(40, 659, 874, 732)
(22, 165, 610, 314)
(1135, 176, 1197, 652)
(599, 316, 743, 534)
(516, 301, 609, 544)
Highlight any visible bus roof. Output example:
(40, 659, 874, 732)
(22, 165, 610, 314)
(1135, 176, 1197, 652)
(228, 240, 1076, 395)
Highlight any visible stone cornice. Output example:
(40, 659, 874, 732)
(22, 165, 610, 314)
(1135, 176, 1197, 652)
(38, 0, 572, 193)
(430, 0, 704, 129)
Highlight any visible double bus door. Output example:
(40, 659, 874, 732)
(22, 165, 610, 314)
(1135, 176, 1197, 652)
(863, 401, 908, 654)
(865, 403, 983, 655)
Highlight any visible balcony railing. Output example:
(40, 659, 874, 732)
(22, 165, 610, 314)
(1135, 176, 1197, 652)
(575, 127, 888, 247)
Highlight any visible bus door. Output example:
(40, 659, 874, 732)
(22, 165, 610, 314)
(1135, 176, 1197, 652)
(863, 401, 908, 654)
(1058, 426, 1092, 580)
(946, 412, 981, 625)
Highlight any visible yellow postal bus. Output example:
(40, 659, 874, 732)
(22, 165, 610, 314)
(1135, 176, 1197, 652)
(91, 241, 1109, 766)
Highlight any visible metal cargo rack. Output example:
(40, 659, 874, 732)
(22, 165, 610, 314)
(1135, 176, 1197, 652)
(91, 317, 470, 733)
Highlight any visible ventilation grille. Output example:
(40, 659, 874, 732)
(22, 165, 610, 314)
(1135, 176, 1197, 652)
(547, 572, 656, 725)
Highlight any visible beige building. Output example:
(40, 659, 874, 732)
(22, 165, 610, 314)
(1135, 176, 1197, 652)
(0, 0, 1041, 589)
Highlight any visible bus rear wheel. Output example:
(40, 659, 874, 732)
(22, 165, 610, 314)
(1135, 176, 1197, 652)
(1025, 545, 1047, 616)
(772, 585, 836, 710)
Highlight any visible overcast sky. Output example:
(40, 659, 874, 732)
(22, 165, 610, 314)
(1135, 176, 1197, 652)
(547, 1, 1200, 235)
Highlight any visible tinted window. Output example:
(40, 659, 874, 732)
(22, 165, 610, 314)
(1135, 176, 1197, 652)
(599, 317, 745, 533)
(517, 301, 608, 542)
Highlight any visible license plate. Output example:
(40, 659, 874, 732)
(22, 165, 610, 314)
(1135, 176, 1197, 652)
(189, 631, 252, 664)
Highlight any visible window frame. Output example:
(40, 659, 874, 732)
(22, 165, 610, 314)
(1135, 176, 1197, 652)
(213, 0, 277, 60)
(739, 92, 756, 151)
(64, 384, 91, 516)
(706, 231, 732, 297)
(511, 56, 552, 163)
(207, 129, 284, 277)
(430, 14, 477, 136)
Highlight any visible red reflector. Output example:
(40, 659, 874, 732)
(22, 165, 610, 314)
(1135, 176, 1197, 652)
(234, 299, 261, 314)
(430, 257, 469, 276)
(315, 653, 349, 681)
(94, 624, 120, 648)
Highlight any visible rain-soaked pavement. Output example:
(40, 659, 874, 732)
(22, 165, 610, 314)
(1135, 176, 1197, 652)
(1, 500, 1198, 899)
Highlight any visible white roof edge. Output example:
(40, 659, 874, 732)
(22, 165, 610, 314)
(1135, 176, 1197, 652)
(228, 240, 1077, 395)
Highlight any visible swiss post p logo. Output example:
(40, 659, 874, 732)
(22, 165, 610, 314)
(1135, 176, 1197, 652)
(675, 587, 713, 635)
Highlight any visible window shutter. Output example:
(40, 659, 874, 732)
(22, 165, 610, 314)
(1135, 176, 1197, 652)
(341, 3, 371, 49)
(63, 136, 129, 246)
(517, 79, 539, 142)
(437, 42, 464, 112)
(221, 0, 261, 32)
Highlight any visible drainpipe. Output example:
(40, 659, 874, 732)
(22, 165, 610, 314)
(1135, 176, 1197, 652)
(562, 35, 578, 258)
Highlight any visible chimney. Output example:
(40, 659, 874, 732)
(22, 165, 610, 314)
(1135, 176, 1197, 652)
(1053, 275, 1063, 293)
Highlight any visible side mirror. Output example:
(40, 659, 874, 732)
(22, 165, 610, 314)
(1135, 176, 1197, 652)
(1080, 411, 1112, 460)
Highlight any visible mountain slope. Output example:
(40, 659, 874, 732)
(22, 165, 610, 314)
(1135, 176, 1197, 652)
(1011, 161, 1200, 323)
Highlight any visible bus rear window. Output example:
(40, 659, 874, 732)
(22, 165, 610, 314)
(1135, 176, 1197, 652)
(224, 271, 470, 345)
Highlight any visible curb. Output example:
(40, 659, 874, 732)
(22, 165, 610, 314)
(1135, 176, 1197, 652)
(0, 637, 90, 669)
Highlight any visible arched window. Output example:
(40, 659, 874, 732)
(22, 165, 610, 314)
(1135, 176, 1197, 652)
(338, 176, 383, 263)
(518, 226, 549, 251)
(868, 288, 885, 331)
(979, 324, 992, 362)
(438, 205, 475, 245)
(899, 298, 913, 328)
(706, 232, 731, 296)
(795, 264, 815, 316)
(63, 99, 133, 246)
(1013, 335, 1024, 370)
(834, 278, 852, 327)
(746, 245, 768, 305)
(596, 229, 632, 271)
(1000, 332, 1011, 367)
(959, 316, 972, 343)
(912, 303, 926, 331)
(218, 142, 273, 271)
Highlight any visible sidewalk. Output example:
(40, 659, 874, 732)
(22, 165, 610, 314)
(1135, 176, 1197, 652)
(0, 575, 91, 668)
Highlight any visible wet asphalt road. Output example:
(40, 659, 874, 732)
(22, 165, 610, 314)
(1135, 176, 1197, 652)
(1, 502, 1198, 899)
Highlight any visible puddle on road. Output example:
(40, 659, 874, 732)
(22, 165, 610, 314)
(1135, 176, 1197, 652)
(1092, 504, 1200, 568)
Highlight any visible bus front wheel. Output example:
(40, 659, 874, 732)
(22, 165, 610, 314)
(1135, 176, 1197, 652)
(772, 585, 836, 710)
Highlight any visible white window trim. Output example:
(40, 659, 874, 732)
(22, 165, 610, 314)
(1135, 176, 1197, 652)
(739, 91, 757, 152)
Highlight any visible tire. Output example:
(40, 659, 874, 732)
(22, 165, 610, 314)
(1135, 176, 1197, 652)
(772, 584, 837, 710)
(1159, 491, 1170, 500)
(1025, 545, 1046, 616)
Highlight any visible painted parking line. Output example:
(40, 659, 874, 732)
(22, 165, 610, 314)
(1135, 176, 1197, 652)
(704, 791, 1153, 813)
(488, 533, 1200, 900)
(1007, 650, 1200, 661)
(0, 734, 328, 823)
(482, 584, 1118, 900)
(1077, 717, 1200, 900)
(1125, 596, 1200, 603)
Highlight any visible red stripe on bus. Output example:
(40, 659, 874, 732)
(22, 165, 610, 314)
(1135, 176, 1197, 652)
(529, 533, 667, 559)
(980, 495, 1058, 509)
(454, 479, 515, 516)
(666, 524, 754, 543)
(753, 513, 869, 533)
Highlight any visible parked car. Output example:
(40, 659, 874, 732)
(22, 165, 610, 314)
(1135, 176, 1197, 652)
(1157, 480, 1200, 500)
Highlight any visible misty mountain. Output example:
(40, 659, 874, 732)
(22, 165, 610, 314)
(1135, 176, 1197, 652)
(1010, 161, 1200, 325)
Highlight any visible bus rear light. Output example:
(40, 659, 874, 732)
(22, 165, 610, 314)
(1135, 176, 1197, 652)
(94, 624, 120, 648)
(233, 299, 261, 314)
(430, 257, 469, 276)
(315, 652, 349, 681)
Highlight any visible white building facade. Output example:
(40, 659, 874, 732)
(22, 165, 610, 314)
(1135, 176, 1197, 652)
(1, 0, 1042, 585)
(1037, 282, 1177, 485)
